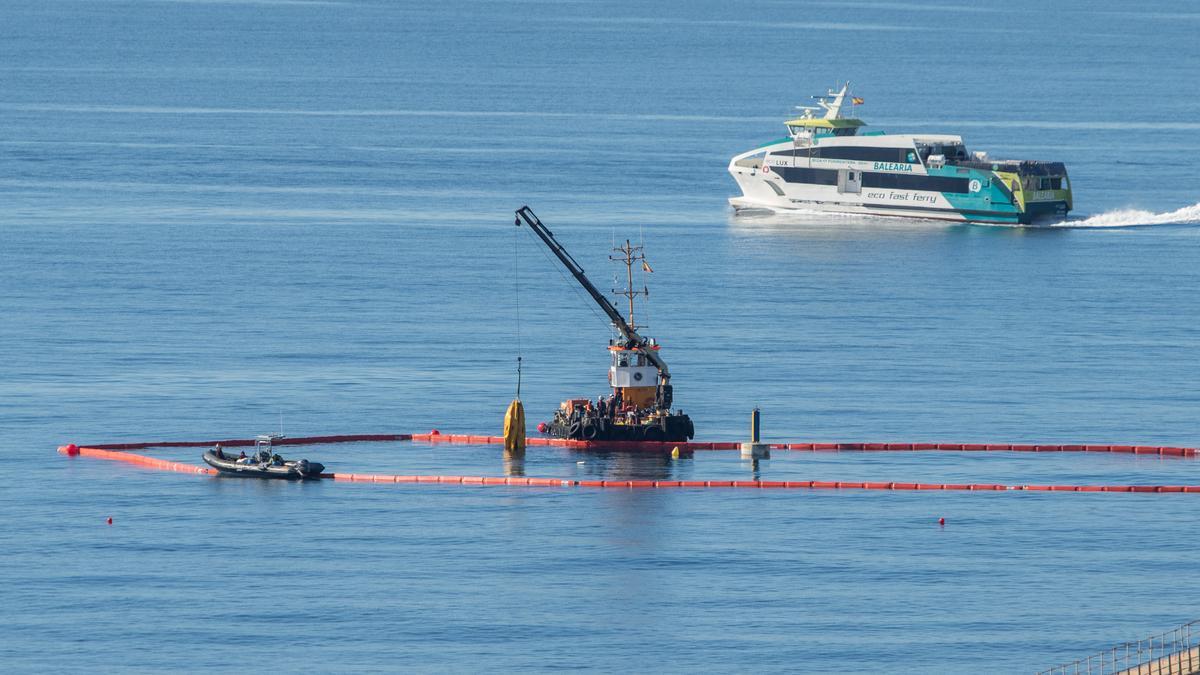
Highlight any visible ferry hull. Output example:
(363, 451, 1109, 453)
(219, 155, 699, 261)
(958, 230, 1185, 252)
(729, 162, 1070, 225)
(729, 194, 1067, 225)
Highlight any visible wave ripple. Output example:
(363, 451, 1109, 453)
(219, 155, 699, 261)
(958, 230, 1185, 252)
(1048, 202, 1200, 228)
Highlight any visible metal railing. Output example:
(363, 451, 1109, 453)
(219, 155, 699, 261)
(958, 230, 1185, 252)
(1039, 620, 1200, 675)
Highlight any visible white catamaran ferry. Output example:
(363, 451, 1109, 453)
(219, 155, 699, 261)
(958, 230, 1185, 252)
(728, 83, 1072, 225)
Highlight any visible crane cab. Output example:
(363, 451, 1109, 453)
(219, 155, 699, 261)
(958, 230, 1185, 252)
(608, 341, 660, 408)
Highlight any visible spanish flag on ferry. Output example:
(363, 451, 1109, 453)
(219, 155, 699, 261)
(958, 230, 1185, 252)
(851, 97, 864, 105)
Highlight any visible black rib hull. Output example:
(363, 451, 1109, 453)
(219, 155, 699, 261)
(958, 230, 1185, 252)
(202, 450, 325, 480)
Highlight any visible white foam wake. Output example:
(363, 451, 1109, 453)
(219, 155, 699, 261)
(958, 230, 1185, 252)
(1045, 202, 1200, 228)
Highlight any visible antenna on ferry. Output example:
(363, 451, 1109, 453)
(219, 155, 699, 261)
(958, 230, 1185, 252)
(815, 82, 850, 120)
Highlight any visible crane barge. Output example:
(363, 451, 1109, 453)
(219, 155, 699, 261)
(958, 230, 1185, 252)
(515, 206, 695, 443)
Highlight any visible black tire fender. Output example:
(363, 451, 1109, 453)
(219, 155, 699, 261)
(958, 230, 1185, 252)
(581, 421, 600, 440)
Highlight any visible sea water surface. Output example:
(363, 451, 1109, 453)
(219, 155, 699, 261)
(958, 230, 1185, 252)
(2, 1, 1200, 672)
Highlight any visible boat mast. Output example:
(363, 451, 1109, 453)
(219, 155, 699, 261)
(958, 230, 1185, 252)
(610, 239, 647, 331)
(816, 82, 850, 119)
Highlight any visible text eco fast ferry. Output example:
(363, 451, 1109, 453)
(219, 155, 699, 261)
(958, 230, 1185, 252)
(728, 84, 1072, 225)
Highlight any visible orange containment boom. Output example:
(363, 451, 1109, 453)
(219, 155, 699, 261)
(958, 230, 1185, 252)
(403, 434, 1198, 457)
(328, 474, 1200, 492)
(60, 433, 1197, 456)
(58, 444, 214, 475)
(56, 433, 1200, 494)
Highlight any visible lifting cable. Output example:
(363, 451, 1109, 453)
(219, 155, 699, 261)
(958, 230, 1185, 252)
(513, 221, 522, 398)
(517, 222, 610, 328)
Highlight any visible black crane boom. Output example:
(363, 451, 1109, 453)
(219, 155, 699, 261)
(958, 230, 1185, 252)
(514, 206, 671, 384)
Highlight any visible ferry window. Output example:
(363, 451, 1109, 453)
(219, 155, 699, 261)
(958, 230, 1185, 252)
(775, 166, 839, 185)
(906, 150, 917, 163)
(812, 146, 912, 162)
(1061, 176, 1069, 190)
(862, 172, 970, 193)
(944, 145, 967, 160)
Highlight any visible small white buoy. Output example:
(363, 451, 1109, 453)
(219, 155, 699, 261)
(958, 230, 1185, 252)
(576, 460, 586, 465)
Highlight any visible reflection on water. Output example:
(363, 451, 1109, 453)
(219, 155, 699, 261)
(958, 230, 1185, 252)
(534, 448, 772, 482)
(502, 449, 525, 477)
(727, 208, 957, 238)
(726, 208, 1095, 238)
(566, 449, 676, 481)
(747, 457, 764, 481)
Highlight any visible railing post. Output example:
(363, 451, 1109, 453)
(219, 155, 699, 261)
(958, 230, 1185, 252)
(1176, 631, 1180, 672)
(1189, 622, 1195, 672)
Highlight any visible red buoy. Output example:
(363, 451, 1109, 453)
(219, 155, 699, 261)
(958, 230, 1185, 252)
(106, 517, 113, 525)
(537, 422, 548, 434)
(938, 517, 945, 526)
(430, 429, 441, 436)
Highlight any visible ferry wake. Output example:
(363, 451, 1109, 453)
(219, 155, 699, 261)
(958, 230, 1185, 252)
(728, 83, 1072, 225)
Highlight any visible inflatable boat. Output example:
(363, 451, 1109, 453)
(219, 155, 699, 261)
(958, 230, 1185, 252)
(202, 435, 325, 480)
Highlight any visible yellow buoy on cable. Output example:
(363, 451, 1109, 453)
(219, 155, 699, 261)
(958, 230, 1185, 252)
(503, 356, 526, 452)
(506, 225, 527, 455)
(504, 398, 526, 452)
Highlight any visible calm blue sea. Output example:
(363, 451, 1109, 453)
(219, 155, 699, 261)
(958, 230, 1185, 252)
(3, 1, 1200, 672)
